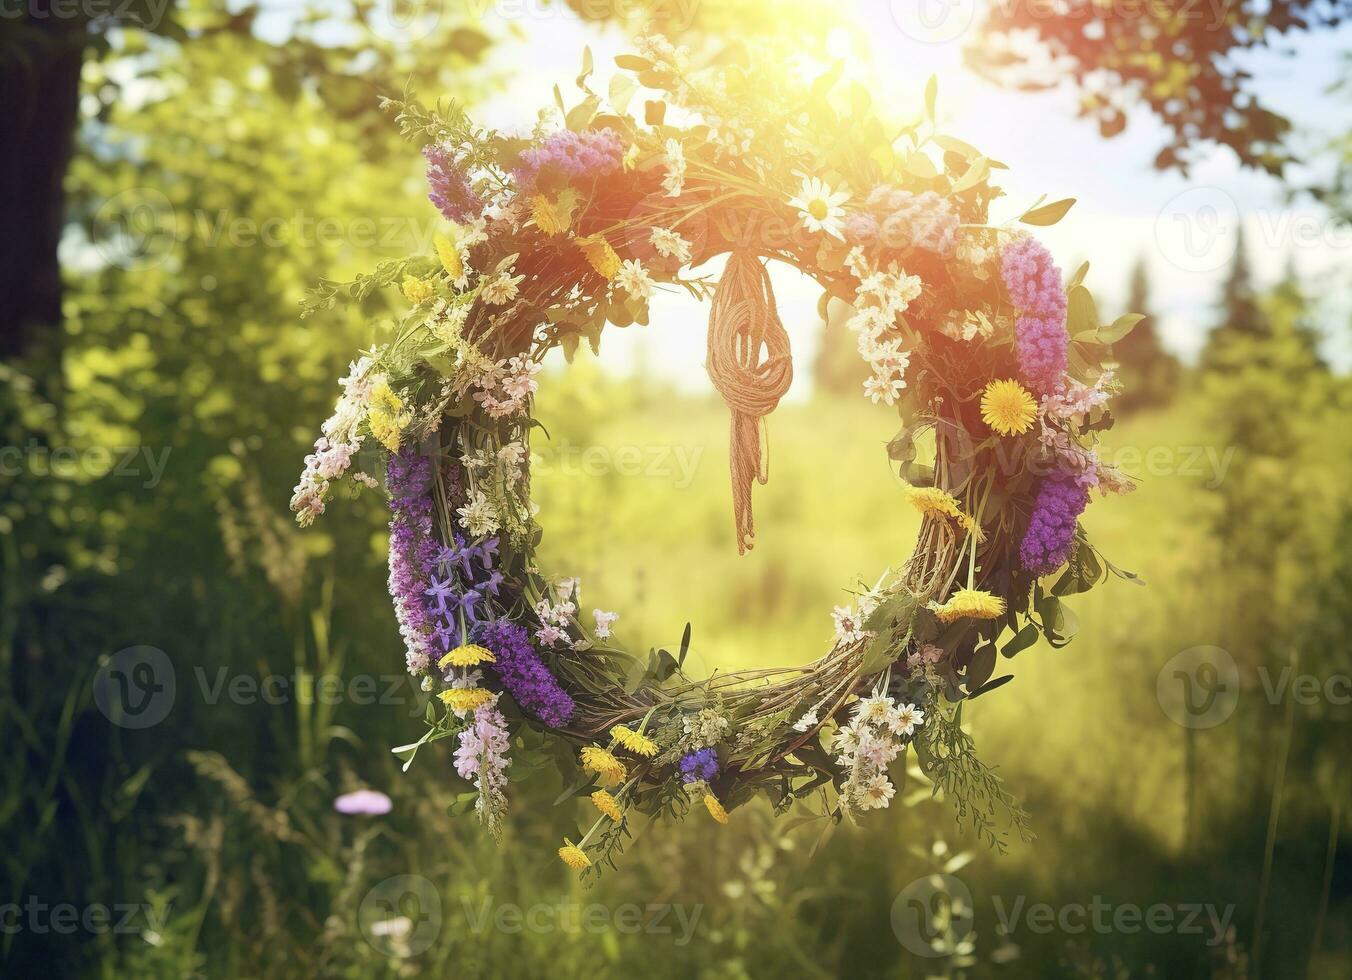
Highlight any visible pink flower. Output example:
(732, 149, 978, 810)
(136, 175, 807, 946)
(334, 789, 393, 815)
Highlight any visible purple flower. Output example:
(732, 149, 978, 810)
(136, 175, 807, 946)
(424, 144, 485, 223)
(1002, 237, 1068, 394)
(1016, 313, 1069, 395)
(387, 453, 439, 672)
(334, 789, 393, 816)
(512, 128, 623, 194)
(679, 748, 719, 784)
(474, 619, 575, 728)
(1001, 236, 1066, 316)
(1019, 475, 1090, 575)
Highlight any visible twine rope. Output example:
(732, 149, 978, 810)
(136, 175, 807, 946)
(705, 250, 793, 554)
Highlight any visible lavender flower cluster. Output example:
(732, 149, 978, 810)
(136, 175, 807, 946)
(678, 748, 719, 784)
(424, 144, 485, 223)
(512, 128, 623, 194)
(474, 619, 575, 727)
(847, 187, 959, 254)
(1019, 474, 1089, 575)
(387, 452, 439, 674)
(386, 452, 503, 674)
(1002, 236, 1068, 395)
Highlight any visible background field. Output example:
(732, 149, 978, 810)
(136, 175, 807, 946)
(4, 1, 1352, 977)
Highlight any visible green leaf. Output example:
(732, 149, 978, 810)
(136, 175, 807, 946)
(576, 45, 593, 89)
(614, 54, 653, 71)
(1098, 313, 1145, 345)
(1034, 595, 1079, 647)
(1066, 285, 1100, 338)
(905, 152, 938, 180)
(608, 75, 638, 114)
(924, 74, 937, 124)
(1020, 197, 1076, 226)
(933, 134, 981, 160)
(950, 156, 989, 194)
(966, 675, 1015, 700)
(644, 100, 666, 127)
(1000, 622, 1040, 658)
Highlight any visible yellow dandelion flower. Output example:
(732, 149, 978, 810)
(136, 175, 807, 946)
(434, 233, 464, 282)
(558, 839, 592, 870)
(437, 644, 496, 669)
(591, 790, 623, 822)
(530, 193, 577, 236)
(401, 276, 434, 304)
(609, 725, 659, 757)
(905, 485, 984, 540)
(576, 236, 621, 280)
(367, 380, 410, 453)
(438, 688, 493, 713)
(980, 379, 1037, 436)
(580, 745, 627, 786)
(933, 588, 1006, 624)
(703, 794, 729, 825)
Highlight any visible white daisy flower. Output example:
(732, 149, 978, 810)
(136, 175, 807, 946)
(890, 702, 926, 737)
(649, 226, 692, 264)
(789, 176, 851, 239)
(864, 374, 906, 406)
(615, 259, 655, 300)
(481, 270, 524, 305)
(857, 773, 896, 810)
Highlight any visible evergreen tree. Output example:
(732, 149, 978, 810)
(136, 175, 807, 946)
(1114, 256, 1181, 410)
(1199, 227, 1272, 373)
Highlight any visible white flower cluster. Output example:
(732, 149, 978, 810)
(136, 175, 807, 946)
(845, 248, 922, 407)
(661, 138, 686, 198)
(469, 353, 542, 419)
(290, 356, 376, 526)
(532, 577, 619, 648)
(682, 707, 731, 749)
(832, 692, 925, 812)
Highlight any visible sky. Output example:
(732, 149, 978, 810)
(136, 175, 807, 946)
(251, 0, 1352, 392)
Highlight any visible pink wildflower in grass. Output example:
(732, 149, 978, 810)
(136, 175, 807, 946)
(334, 789, 393, 815)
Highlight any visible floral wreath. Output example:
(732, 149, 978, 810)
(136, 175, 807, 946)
(292, 37, 1141, 873)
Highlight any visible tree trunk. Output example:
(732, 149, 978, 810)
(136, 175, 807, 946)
(0, 12, 85, 373)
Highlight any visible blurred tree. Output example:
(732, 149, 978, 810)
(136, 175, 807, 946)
(1112, 256, 1181, 412)
(1199, 227, 1273, 373)
(0, 12, 496, 972)
(0, 0, 493, 366)
(972, 0, 1351, 175)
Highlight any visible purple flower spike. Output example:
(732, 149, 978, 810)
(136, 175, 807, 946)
(1001, 236, 1066, 316)
(473, 619, 574, 727)
(1019, 475, 1090, 575)
(423, 144, 485, 223)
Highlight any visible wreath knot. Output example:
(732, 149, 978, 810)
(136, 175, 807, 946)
(705, 249, 794, 554)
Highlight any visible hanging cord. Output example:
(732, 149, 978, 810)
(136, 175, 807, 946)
(705, 250, 793, 554)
